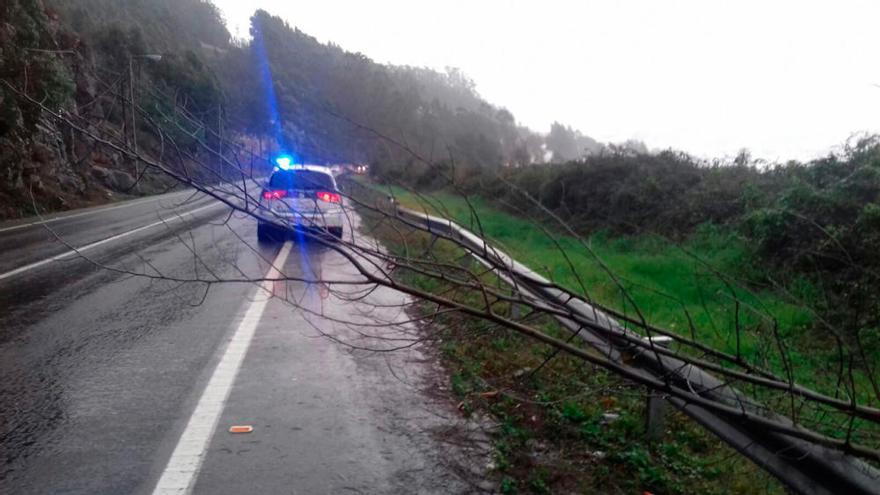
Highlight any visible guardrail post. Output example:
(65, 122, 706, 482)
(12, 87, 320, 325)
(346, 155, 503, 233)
(399, 203, 880, 494)
(510, 303, 521, 320)
(646, 335, 673, 442)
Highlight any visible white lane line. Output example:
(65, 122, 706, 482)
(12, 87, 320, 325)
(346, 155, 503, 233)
(0, 202, 226, 282)
(152, 241, 293, 495)
(0, 177, 269, 234)
(0, 190, 199, 234)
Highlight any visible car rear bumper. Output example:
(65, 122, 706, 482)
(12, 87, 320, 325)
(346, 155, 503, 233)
(260, 210, 343, 229)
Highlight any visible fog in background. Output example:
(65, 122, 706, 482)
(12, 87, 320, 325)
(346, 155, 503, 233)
(213, 0, 880, 161)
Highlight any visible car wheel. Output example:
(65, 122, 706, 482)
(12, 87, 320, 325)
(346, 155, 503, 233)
(257, 224, 280, 243)
(328, 227, 343, 239)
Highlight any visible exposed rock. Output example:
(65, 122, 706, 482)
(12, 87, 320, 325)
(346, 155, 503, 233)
(57, 173, 84, 193)
(91, 166, 110, 186)
(7, 170, 24, 190)
(512, 367, 532, 378)
(91, 166, 134, 191)
(27, 174, 44, 191)
(30, 141, 54, 164)
(601, 412, 620, 425)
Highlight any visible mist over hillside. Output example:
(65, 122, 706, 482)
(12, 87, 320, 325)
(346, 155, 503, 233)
(51, 0, 617, 167)
(2, 0, 629, 216)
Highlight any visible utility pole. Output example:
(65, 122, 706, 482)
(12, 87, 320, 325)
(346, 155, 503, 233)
(120, 74, 128, 148)
(127, 53, 162, 193)
(129, 55, 136, 154)
(128, 54, 162, 152)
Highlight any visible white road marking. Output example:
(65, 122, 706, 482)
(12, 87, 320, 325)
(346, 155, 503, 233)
(0, 202, 226, 282)
(152, 241, 293, 494)
(0, 189, 198, 233)
(0, 176, 270, 234)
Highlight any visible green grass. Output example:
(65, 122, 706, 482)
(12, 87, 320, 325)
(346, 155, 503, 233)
(350, 179, 878, 491)
(353, 188, 784, 493)
(367, 183, 880, 411)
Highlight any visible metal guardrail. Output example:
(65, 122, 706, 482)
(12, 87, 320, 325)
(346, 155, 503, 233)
(395, 204, 880, 495)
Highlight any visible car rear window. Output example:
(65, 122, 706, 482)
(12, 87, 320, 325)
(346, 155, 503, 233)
(268, 170, 335, 191)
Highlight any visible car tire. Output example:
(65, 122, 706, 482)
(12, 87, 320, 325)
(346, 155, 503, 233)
(257, 224, 280, 243)
(328, 227, 343, 239)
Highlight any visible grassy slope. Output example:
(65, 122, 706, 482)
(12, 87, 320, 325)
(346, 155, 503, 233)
(352, 179, 878, 492)
(353, 181, 794, 493)
(373, 184, 879, 439)
(385, 188, 830, 376)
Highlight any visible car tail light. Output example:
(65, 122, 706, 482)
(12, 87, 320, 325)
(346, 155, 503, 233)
(262, 190, 287, 200)
(316, 191, 341, 203)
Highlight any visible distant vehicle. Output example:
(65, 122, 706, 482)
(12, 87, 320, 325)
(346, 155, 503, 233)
(257, 162, 344, 242)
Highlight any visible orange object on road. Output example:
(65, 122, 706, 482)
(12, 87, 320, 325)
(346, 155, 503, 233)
(228, 425, 253, 433)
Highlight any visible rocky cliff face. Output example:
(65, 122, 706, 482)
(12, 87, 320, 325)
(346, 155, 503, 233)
(2, 1, 146, 218)
(0, 0, 244, 220)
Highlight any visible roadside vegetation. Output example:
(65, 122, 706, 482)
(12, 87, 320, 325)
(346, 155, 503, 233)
(352, 180, 784, 493)
(348, 137, 880, 491)
(1, 0, 560, 218)
(367, 137, 880, 411)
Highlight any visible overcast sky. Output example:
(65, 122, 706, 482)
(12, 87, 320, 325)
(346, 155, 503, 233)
(212, 0, 880, 161)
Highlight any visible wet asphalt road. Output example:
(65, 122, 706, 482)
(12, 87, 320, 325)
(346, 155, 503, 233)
(0, 190, 478, 494)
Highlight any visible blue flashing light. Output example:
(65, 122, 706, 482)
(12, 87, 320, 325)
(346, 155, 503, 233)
(275, 154, 293, 169)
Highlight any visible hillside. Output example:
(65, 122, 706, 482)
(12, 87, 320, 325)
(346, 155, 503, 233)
(1, 0, 235, 216)
(1, 1, 600, 219)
